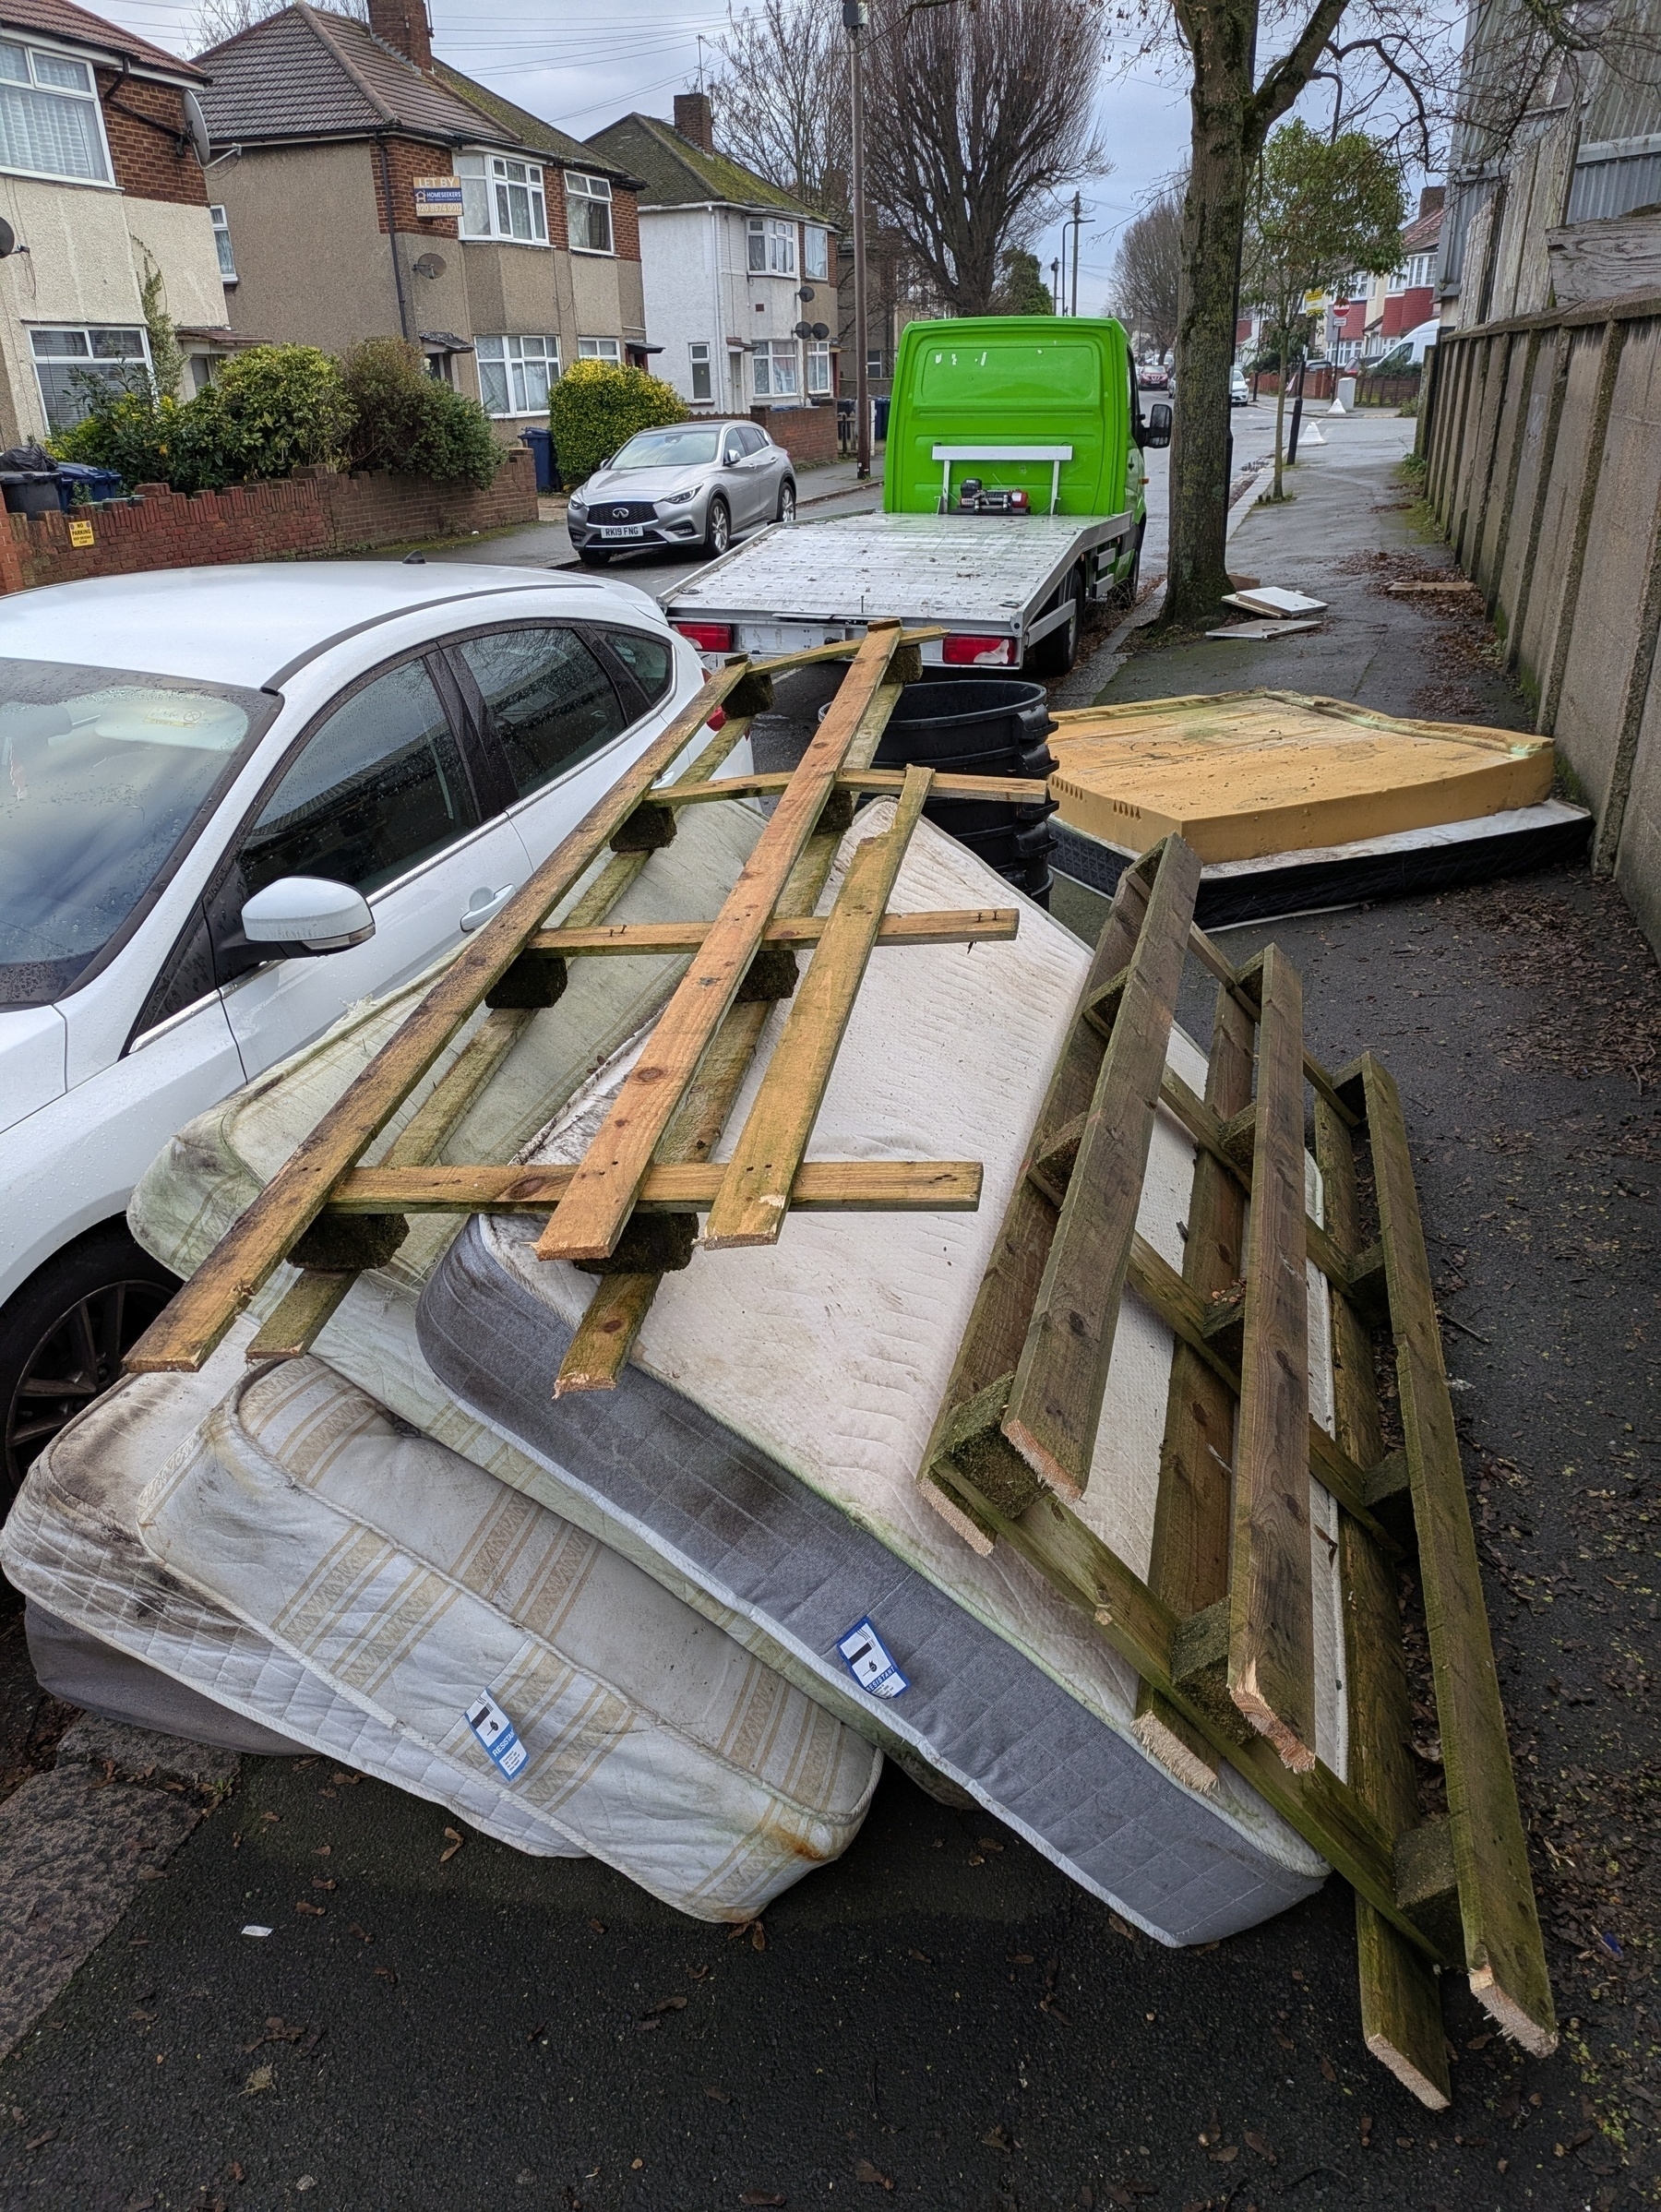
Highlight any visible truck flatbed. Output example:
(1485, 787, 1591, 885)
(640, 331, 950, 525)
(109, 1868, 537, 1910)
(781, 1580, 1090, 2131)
(666, 509, 1133, 667)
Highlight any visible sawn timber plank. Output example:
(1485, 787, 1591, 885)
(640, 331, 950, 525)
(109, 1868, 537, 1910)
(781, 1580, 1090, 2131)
(528, 907, 1016, 958)
(329, 1160, 983, 1214)
(535, 621, 905, 1264)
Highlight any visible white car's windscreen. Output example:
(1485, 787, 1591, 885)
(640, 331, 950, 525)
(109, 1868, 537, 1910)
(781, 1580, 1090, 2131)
(0, 660, 272, 1009)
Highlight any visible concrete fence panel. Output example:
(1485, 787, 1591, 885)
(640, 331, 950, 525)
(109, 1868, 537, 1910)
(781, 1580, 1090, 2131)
(1426, 293, 1661, 955)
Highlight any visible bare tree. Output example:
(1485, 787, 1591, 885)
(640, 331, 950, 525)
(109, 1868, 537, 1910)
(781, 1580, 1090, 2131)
(1111, 182, 1185, 356)
(706, 0, 850, 216)
(863, 0, 1111, 317)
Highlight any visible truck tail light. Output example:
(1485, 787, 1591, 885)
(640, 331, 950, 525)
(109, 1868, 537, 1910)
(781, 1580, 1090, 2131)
(675, 621, 733, 652)
(943, 633, 1016, 666)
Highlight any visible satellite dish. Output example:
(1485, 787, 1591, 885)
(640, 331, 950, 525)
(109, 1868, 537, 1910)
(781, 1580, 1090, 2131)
(0, 219, 15, 259)
(793, 319, 813, 339)
(796, 285, 816, 303)
(412, 252, 447, 280)
(811, 320, 830, 341)
(183, 89, 211, 166)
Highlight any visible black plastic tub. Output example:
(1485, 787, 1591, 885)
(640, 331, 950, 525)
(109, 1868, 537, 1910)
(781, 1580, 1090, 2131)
(825, 676, 1059, 908)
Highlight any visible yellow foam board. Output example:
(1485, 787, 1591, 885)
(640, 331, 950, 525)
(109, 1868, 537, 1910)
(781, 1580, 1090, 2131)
(1046, 690, 1555, 863)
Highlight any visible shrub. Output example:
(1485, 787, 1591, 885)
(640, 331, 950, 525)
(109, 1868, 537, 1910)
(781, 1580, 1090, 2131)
(550, 359, 687, 484)
(50, 343, 349, 493)
(340, 337, 503, 489)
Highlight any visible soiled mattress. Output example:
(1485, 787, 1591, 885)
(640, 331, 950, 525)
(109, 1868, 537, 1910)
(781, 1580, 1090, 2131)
(126, 802, 1344, 1943)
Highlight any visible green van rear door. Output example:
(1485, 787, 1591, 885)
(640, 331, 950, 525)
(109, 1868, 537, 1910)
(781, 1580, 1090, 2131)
(884, 317, 1130, 518)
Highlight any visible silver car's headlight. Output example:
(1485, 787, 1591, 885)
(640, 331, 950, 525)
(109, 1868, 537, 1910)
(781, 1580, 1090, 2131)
(568, 496, 587, 516)
(663, 488, 697, 506)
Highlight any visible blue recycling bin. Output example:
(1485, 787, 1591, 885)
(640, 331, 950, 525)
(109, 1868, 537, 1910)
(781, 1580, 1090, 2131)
(519, 426, 560, 494)
(873, 394, 890, 444)
(54, 462, 124, 508)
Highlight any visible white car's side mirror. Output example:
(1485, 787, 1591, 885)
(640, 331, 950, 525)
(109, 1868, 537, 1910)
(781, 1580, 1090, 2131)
(241, 876, 374, 954)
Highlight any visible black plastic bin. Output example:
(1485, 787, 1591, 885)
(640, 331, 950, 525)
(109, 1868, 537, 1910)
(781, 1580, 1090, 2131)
(519, 425, 561, 494)
(0, 472, 60, 517)
(829, 676, 1060, 907)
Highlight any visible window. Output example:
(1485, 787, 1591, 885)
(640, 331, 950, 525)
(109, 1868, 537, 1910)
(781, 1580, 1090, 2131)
(747, 216, 796, 275)
(455, 629, 627, 801)
(805, 225, 829, 281)
(752, 338, 798, 398)
(807, 341, 831, 396)
(30, 325, 147, 433)
(475, 334, 558, 416)
(578, 336, 621, 364)
(209, 204, 235, 281)
(866, 347, 884, 381)
(602, 630, 673, 707)
(566, 172, 614, 254)
(688, 341, 712, 403)
(0, 39, 109, 185)
(240, 660, 478, 902)
(456, 151, 547, 244)
(723, 429, 744, 464)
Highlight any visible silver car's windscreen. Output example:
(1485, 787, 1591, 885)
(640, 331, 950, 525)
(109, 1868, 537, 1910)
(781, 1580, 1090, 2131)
(609, 427, 723, 470)
(0, 660, 274, 1009)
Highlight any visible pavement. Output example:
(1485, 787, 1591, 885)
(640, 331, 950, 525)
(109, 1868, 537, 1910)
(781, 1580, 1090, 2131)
(2, 404, 1658, 2211)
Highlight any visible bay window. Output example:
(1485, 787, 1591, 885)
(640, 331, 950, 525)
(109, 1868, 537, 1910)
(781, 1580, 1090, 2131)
(747, 216, 796, 276)
(456, 151, 548, 245)
(0, 38, 109, 184)
(752, 339, 798, 398)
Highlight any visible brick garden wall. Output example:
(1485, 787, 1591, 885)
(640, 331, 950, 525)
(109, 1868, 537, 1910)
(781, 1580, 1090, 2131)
(0, 447, 538, 595)
(751, 402, 838, 466)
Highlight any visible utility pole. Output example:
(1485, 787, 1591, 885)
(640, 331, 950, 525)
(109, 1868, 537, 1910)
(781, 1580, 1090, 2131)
(1050, 255, 1060, 314)
(1069, 189, 1081, 319)
(844, 0, 870, 480)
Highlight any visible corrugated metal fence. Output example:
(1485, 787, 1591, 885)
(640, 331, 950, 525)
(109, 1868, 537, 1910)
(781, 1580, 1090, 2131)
(1420, 292, 1661, 952)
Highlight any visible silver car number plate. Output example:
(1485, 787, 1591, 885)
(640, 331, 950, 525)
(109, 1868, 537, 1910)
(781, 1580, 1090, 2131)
(599, 525, 644, 540)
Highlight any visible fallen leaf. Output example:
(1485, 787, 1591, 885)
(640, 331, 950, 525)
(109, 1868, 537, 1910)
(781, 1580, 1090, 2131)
(1008, 1953, 1034, 1966)
(1209, 2144, 1238, 2162)
(967, 1854, 985, 1867)
(1320, 2053, 1337, 2082)
(854, 2159, 893, 2190)
(1108, 1914, 1138, 1941)
(243, 2065, 274, 2097)
(526, 2022, 545, 2043)
(294, 1900, 326, 1917)
(687, 1964, 711, 1982)
(331, 1772, 362, 1787)
(641, 1995, 687, 2018)
(260, 1811, 281, 1824)
(751, 1921, 767, 1952)
(136, 1866, 165, 1883)
(128, 2010, 158, 2026)
(348, 1922, 373, 1943)
(1273, 2031, 1295, 2051)
(739, 2194, 785, 2207)
(311, 1877, 336, 1892)
(587, 1918, 605, 1934)
(375, 1967, 398, 1986)
(24, 2132, 57, 2152)
(980, 2125, 1013, 2151)
(976, 1836, 1005, 1853)
(706, 2086, 732, 2104)
(314, 1845, 331, 1858)
(440, 1827, 464, 1864)
(227, 2165, 245, 2183)
(907, 1949, 931, 1966)
(1246, 2130, 1276, 2163)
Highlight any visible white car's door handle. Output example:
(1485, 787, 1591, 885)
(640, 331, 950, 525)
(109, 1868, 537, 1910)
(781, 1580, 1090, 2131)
(460, 883, 514, 932)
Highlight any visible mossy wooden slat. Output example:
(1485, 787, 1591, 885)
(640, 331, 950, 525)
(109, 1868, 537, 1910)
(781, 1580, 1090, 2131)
(125, 659, 758, 1375)
(1133, 980, 1254, 1792)
(1227, 946, 1318, 1773)
(331, 1159, 982, 1214)
(1002, 835, 1202, 1501)
(530, 908, 1017, 959)
(704, 767, 935, 1249)
(536, 624, 905, 1265)
(552, 681, 909, 1397)
(1361, 1052, 1556, 2057)
(246, 1269, 357, 1363)
(918, 848, 1165, 1550)
(748, 625, 944, 676)
(652, 769, 1052, 808)
(1315, 1094, 1452, 2111)
(933, 1460, 1446, 1955)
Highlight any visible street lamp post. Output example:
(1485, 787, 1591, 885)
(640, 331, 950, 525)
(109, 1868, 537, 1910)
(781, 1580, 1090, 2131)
(843, 1, 870, 479)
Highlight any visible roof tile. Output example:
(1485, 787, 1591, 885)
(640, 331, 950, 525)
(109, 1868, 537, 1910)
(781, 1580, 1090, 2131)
(0, 0, 205, 79)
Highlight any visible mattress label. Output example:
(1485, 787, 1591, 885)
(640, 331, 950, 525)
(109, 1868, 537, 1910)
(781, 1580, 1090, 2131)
(837, 1617, 908, 1699)
(465, 1689, 528, 1779)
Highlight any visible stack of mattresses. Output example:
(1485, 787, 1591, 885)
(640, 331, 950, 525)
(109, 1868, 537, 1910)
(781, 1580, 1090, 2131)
(77, 802, 1353, 1944)
(1045, 689, 1589, 922)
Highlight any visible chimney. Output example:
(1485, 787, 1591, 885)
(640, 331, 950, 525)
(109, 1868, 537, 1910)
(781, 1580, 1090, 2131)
(367, 0, 434, 71)
(1417, 185, 1445, 221)
(674, 91, 714, 154)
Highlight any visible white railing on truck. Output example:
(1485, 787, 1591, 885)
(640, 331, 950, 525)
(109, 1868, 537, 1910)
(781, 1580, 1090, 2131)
(931, 444, 1074, 516)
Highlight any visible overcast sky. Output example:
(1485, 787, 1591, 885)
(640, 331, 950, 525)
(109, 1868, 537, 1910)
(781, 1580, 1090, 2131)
(97, 0, 1202, 308)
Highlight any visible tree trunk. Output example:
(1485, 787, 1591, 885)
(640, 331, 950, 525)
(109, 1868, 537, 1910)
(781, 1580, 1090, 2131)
(1165, 0, 1258, 626)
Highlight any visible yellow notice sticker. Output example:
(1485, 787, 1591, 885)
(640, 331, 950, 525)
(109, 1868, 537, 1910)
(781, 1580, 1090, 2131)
(67, 518, 95, 548)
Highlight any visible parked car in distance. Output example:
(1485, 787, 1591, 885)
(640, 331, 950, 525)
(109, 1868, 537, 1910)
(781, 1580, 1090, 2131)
(1230, 365, 1251, 406)
(1137, 363, 1170, 389)
(0, 563, 731, 1505)
(568, 420, 796, 565)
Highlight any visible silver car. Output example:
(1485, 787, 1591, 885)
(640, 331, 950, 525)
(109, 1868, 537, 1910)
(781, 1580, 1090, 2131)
(567, 420, 796, 565)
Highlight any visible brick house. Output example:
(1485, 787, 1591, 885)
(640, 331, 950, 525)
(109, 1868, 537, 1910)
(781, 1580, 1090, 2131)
(193, 0, 647, 440)
(1332, 188, 1445, 365)
(0, 0, 230, 446)
(586, 93, 840, 457)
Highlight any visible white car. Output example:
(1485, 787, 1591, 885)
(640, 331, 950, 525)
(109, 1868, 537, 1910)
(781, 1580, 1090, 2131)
(0, 561, 722, 1502)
